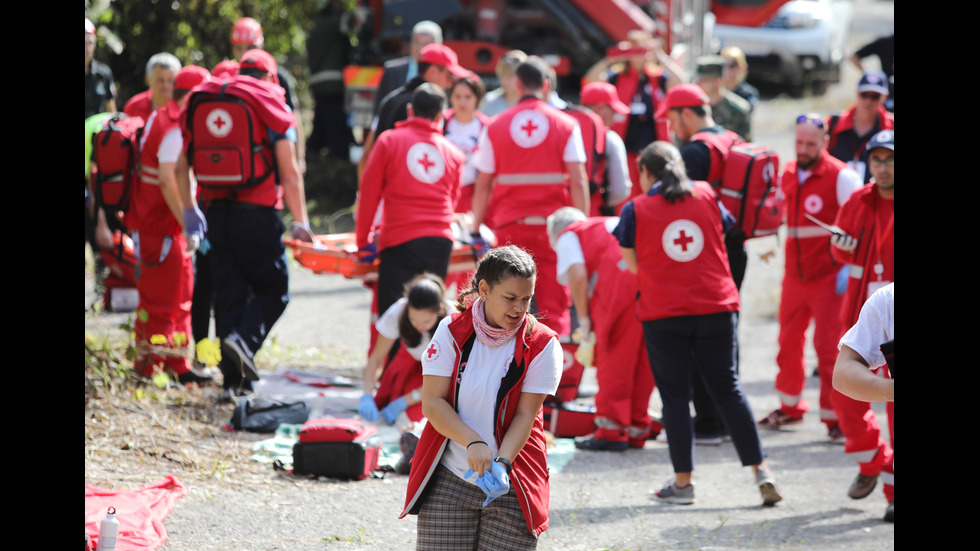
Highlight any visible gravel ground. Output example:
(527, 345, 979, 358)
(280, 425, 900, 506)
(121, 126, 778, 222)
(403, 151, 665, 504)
(85, 2, 894, 549)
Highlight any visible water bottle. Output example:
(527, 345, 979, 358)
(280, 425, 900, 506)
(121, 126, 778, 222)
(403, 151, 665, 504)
(96, 507, 119, 551)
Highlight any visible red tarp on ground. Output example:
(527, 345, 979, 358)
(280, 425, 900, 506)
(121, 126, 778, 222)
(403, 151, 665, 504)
(85, 474, 187, 551)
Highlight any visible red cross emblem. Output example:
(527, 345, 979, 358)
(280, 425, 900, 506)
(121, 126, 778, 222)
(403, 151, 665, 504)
(673, 230, 695, 251)
(418, 153, 435, 173)
(520, 119, 538, 137)
(425, 341, 441, 362)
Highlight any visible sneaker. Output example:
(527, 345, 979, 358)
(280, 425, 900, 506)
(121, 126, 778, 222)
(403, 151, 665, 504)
(177, 367, 215, 385)
(848, 472, 878, 500)
(574, 434, 629, 451)
(756, 470, 783, 506)
(222, 333, 260, 382)
(827, 424, 846, 445)
(883, 500, 894, 522)
(757, 409, 804, 430)
(651, 481, 694, 505)
(694, 433, 724, 446)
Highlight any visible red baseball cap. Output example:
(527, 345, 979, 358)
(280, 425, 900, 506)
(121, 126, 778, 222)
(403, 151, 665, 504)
(654, 83, 709, 118)
(580, 82, 630, 114)
(175, 65, 211, 91)
(238, 49, 279, 84)
(211, 60, 240, 79)
(85, 17, 97, 35)
(231, 17, 264, 46)
(417, 44, 470, 79)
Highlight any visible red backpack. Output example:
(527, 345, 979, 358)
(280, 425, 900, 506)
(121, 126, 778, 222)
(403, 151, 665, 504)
(692, 132, 784, 239)
(184, 84, 276, 190)
(90, 113, 145, 232)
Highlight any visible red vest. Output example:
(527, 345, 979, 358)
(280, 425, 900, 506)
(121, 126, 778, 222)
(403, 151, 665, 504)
(564, 217, 638, 344)
(690, 128, 743, 185)
(632, 181, 739, 321)
(130, 100, 182, 236)
(781, 153, 849, 281)
(826, 104, 895, 160)
(400, 307, 556, 537)
(355, 117, 465, 251)
(485, 97, 578, 227)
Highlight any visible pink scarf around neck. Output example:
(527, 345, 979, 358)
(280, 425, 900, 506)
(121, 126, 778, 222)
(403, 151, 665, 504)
(472, 297, 522, 348)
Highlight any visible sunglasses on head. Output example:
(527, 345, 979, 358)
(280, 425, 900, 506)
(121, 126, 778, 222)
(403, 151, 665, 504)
(796, 114, 825, 128)
(860, 92, 882, 100)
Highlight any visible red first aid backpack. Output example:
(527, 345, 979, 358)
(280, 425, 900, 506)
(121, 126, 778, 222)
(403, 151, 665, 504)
(90, 113, 145, 231)
(692, 132, 784, 239)
(184, 84, 275, 190)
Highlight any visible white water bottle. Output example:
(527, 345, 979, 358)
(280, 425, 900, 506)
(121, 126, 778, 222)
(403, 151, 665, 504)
(96, 507, 119, 551)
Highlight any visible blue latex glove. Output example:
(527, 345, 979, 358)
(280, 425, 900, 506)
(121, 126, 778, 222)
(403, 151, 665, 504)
(359, 394, 380, 422)
(380, 397, 408, 424)
(465, 460, 510, 507)
(356, 243, 377, 264)
(198, 237, 211, 255)
(469, 233, 489, 256)
(183, 206, 207, 240)
(835, 265, 848, 295)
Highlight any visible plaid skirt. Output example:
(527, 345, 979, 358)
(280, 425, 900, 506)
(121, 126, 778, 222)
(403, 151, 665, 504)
(416, 464, 537, 550)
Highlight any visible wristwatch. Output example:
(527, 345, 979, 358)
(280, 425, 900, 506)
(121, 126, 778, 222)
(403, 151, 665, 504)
(493, 456, 512, 475)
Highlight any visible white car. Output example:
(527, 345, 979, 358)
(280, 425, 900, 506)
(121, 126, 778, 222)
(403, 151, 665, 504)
(713, 0, 853, 95)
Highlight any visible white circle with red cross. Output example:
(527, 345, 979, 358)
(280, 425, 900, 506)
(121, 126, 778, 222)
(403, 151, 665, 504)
(804, 194, 824, 214)
(510, 110, 549, 148)
(662, 219, 703, 262)
(206, 108, 233, 138)
(424, 340, 441, 362)
(407, 142, 445, 184)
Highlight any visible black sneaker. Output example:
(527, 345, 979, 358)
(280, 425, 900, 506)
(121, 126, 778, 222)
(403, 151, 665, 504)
(574, 434, 629, 451)
(883, 500, 894, 522)
(222, 333, 260, 381)
(177, 368, 215, 385)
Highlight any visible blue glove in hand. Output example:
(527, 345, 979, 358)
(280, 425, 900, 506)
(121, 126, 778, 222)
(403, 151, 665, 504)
(835, 265, 848, 295)
(198, 237, 211, 255)
(465, 460, 510, 507)
(469, 232, 489, 256)
(356, 243, 377, 264)
(359, 394, 380, 422)
(183, 206, 207, 240)
(380, 397, 408, 424)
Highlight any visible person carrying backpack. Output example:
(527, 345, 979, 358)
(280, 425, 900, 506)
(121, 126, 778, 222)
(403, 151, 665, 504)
(128, 64, 214, 385)
(176, 49, 315, 401)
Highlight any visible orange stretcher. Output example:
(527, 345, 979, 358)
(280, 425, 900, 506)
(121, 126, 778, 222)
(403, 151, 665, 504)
(284, 231, 490, 280)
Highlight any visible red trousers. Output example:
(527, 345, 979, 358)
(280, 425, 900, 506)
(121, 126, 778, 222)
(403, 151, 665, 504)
(832, 372, 894, 501)
(494, 223, 570, 336)
(373, 344, 424, 422)
(134, 233, 193, 376)
(593, 311, 654, 441)
(775, 271, 844, 426)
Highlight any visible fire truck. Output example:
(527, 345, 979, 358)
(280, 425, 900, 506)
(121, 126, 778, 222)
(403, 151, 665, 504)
(343, 0, 791, 135)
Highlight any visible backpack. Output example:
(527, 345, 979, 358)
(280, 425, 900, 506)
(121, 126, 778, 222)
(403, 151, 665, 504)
(90, 113, 145, 232)
(563, 105, 609, 214)
(184, 84, 276, 191)
(691, 131, 784, 239)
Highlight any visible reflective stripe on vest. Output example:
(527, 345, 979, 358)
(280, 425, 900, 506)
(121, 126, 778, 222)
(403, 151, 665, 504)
(786, 226, 829, 239)
(496, 172, 565, 185)
(309, 69, 344, 85)
(139, 165, 160, 185)
(849, 264, 864, 279)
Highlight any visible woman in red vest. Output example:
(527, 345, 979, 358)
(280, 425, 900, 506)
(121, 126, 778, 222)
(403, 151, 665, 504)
(614, 141, 782, 507)
(401, 245, 563, 548)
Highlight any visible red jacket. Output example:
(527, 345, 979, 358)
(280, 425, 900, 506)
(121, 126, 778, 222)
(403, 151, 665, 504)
(123, 89, 154, 121)
(129, 100, 182, 237)
(400, 307, 556, 537)
(632, 181, 739, 321)
(831, 183, 894, 325)
(484, 96, 579, 227)
(356, 117, 465, 251)
(781, 153, 851, 281)
(564, 217, 638, 345)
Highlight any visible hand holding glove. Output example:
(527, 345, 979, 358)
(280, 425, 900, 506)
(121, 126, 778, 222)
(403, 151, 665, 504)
(380, 396, 408, 425)
(830, 232, 857, 253)
(183, 206, 207, 240)
(465, 459, 511, 507)
(289, 221, 316, 243)
(469, 232, 489, 256)
(359, 394, 380, 422)
(355, 243, 378, 264)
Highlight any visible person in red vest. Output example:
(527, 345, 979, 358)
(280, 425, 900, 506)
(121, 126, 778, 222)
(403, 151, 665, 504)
(578, 81, 633, 215)
(546, 207, 660, 451)
(176, 49, 313, 401)
(123, 52, 181, 121)
(128, 64, 213, 385)
(757, 114, 863, 442)
(829, 129, 894, 517)
(614, 140, 782, 507)
(826, 71, 894, 184)
(470, 56, 590, 339)
(401, 245, 563, 547)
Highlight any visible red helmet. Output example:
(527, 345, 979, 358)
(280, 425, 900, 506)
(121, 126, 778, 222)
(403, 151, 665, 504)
(230, 17, 263, 46)
(85, 17, 97, 35)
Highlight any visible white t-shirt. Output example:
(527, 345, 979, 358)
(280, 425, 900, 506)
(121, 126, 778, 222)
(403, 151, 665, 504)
(554, 217, 620, 285)
(422, 314, 562, 482)
(444, 116, 484, 186)
(375, 297, 459, 361)
(838, 283, 894, 370)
